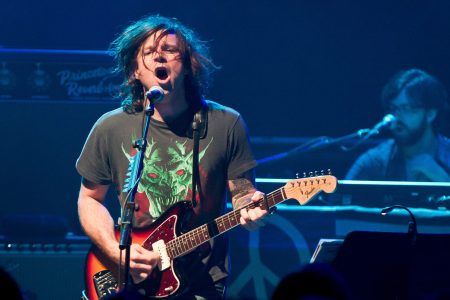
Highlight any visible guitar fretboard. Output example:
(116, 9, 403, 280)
(165, 186, 287, 258)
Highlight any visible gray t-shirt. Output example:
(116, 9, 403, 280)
(76, 100, 257, 284)
(346, 135, 450, 181)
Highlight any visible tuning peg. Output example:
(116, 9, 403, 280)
(309, 171, 313, 177)
(327, 169, 332, 175)
(295, 172, 300, 179)
(303, 172, 307, 178)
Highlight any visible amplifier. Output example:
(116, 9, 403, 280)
(0, 242, 90, 300)
(0, 48, 121, 103)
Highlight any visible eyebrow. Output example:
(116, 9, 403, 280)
(143, 41, 177, 50)
(161, 43, 178, 49)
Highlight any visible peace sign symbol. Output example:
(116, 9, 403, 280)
(228, 213, 311, 299)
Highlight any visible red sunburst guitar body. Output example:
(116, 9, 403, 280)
(85, 201, 193, 300)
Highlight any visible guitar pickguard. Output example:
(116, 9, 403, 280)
(141, 214, 181, 297)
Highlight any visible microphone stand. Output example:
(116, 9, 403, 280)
(380, 205, 418, 299)
(381, 205, 418, 246)
(257, 128, 370, 165)
(118, 100, 155, 290)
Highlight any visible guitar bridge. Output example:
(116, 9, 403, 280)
(93, 270, 118, 300)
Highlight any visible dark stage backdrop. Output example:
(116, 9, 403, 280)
(1, 1, 450, 231)
(2, 0, 450, 137)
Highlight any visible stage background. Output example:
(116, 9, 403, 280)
(1, 0, 450, 234)
(1, 1, 450, 299)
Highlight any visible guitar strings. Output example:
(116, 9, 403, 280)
(161, 177, 333, 258)
(166, 187, 287, 258)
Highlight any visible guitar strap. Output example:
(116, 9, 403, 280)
(187, 100, 208, 208)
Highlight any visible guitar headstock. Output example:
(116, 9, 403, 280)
(284, 175, 337, 205)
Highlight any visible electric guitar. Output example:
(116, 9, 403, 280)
(83, 175, 337, 300)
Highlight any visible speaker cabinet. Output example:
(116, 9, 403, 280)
(332, 231, 450, 300)
(0, 242, 89, 300)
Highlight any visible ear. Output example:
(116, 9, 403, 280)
(426, 109, 437, 124)
(134, 70, 140, 80)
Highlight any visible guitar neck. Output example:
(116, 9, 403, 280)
(166, 187, 286, 259)
(165, 175, 337, 259)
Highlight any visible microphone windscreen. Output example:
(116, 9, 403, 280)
(146, 86, 164, 103)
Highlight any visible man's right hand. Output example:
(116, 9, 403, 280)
(129, 244, 161, 284)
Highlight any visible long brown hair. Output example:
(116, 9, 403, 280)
(109, 15, 218, 113)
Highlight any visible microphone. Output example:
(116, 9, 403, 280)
(145, 86, 164, 104)
(363, 114, 396, 139)
(368, 114, 396, 136)
(339, 114, 397, 151)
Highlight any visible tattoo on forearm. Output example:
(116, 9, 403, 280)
(230, 178, 256, 209)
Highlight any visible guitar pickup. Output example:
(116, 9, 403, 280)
(152, 240, 171, 271)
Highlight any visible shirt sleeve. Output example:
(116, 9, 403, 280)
(75, 117, 112, 185)
(345, 153, 373, 180)
(226, 114, 257, 179)
(345, 146, 389, 180)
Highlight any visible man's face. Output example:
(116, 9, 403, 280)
(387, 91, 434, 146)
(134, 31, 186, 95)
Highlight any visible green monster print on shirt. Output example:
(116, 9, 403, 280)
(122, 137, 212, 218)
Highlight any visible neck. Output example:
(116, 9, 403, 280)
(402, 126, 438, 158)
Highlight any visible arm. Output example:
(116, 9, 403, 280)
(78, 178, 118, 259)
(78, 178, 159, 284)
(228, 169, 268, 231)
(345, 154, 376, 180)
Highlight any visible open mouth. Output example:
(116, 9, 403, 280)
(155, 67, 169, 80)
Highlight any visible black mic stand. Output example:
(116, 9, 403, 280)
(257, 128, 370, 165)
(119, 100, 155, 291)
(381, 205, 418, 246)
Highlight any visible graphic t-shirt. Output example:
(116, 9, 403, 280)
(76, 100, 257, 283)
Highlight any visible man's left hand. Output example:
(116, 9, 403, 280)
(239, 191, 269, 231)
